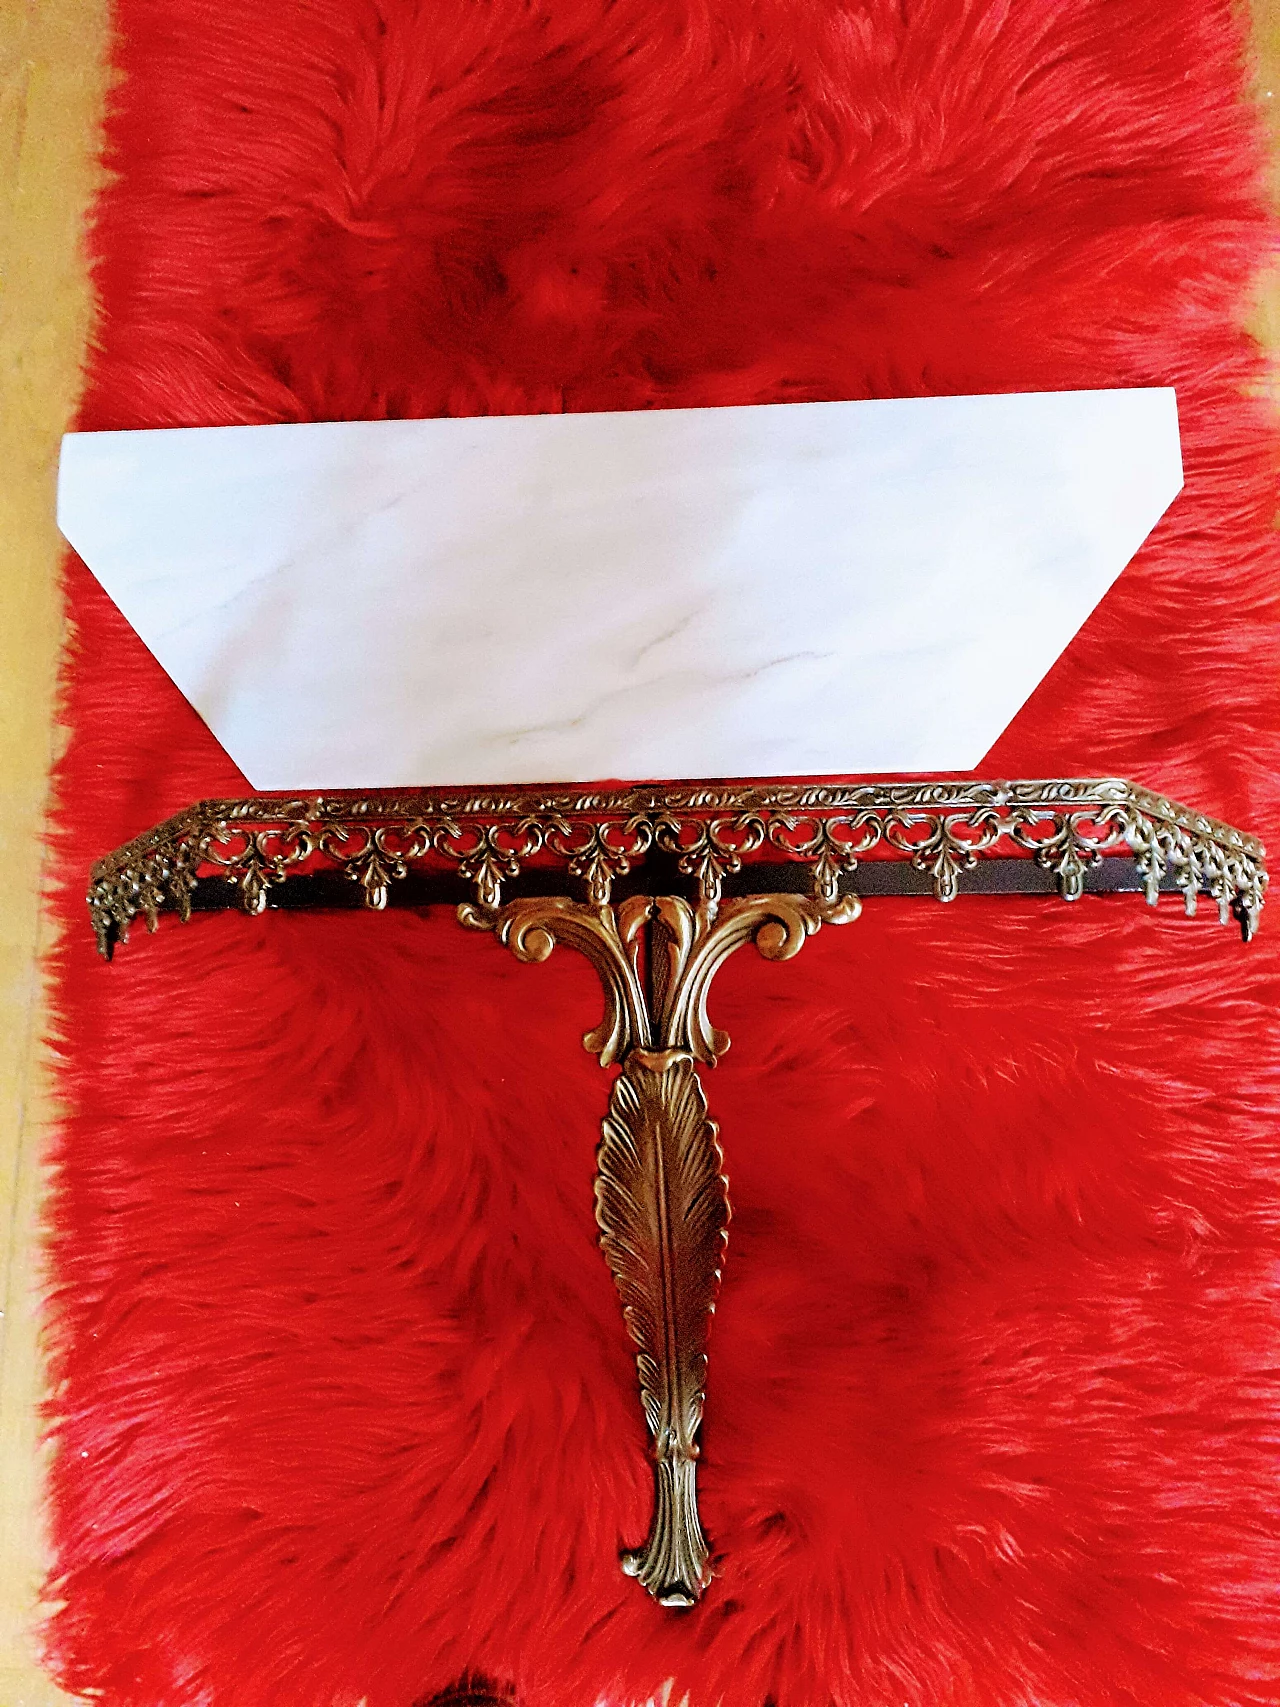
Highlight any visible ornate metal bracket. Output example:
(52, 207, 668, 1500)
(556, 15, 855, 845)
(85, 778, 1267, 1606)
(458, 888, 856, 1602)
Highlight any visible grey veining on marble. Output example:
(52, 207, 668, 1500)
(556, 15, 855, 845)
(57, 391, 1182, 789)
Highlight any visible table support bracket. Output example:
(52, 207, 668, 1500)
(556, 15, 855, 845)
(460, 888, 859, 1605)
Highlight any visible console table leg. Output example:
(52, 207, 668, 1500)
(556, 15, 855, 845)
(459, 885, 859, 1604)
(597, 1047, 728, 1605)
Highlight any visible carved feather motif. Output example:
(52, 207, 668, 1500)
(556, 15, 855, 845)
(595, 1050, 730, 1603)
(460, 888, 862, 1603)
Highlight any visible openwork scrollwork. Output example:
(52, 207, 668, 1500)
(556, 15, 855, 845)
(201, 817, 314, 915)
(767, 811, 883, 902)
(88, 777, 1267, 956)
(543, 815, 655, 905)
(653, 811, 767, 904)
(1005, 805, 1131, 902)
(436, 817, 545, 909)
(882, 805, 1006, 903)
(318, 820, 434, 910)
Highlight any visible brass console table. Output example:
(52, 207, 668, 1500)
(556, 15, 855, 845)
(88, 777, 1266, 1607)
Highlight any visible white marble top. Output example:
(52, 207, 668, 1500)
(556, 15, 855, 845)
(58, 391, 1181, 789)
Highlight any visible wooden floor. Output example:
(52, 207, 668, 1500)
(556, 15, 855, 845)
(1, 0, 109, 1698)
(0, 4, 1275, 1701)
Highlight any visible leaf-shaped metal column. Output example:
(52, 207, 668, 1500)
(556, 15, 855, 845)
(597, 1050, 727, 1603)
(460, 885, 860, 1604)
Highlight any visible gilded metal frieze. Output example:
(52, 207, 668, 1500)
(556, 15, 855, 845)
(89, 778, 1266, 959)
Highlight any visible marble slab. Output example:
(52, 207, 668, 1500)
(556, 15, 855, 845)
(57, 391, 1181, 790)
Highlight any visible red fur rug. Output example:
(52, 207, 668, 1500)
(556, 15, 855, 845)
(46, 2, 1280, 1704)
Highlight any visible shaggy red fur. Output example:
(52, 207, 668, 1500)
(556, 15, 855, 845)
(45, 2, 1280, 1704)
